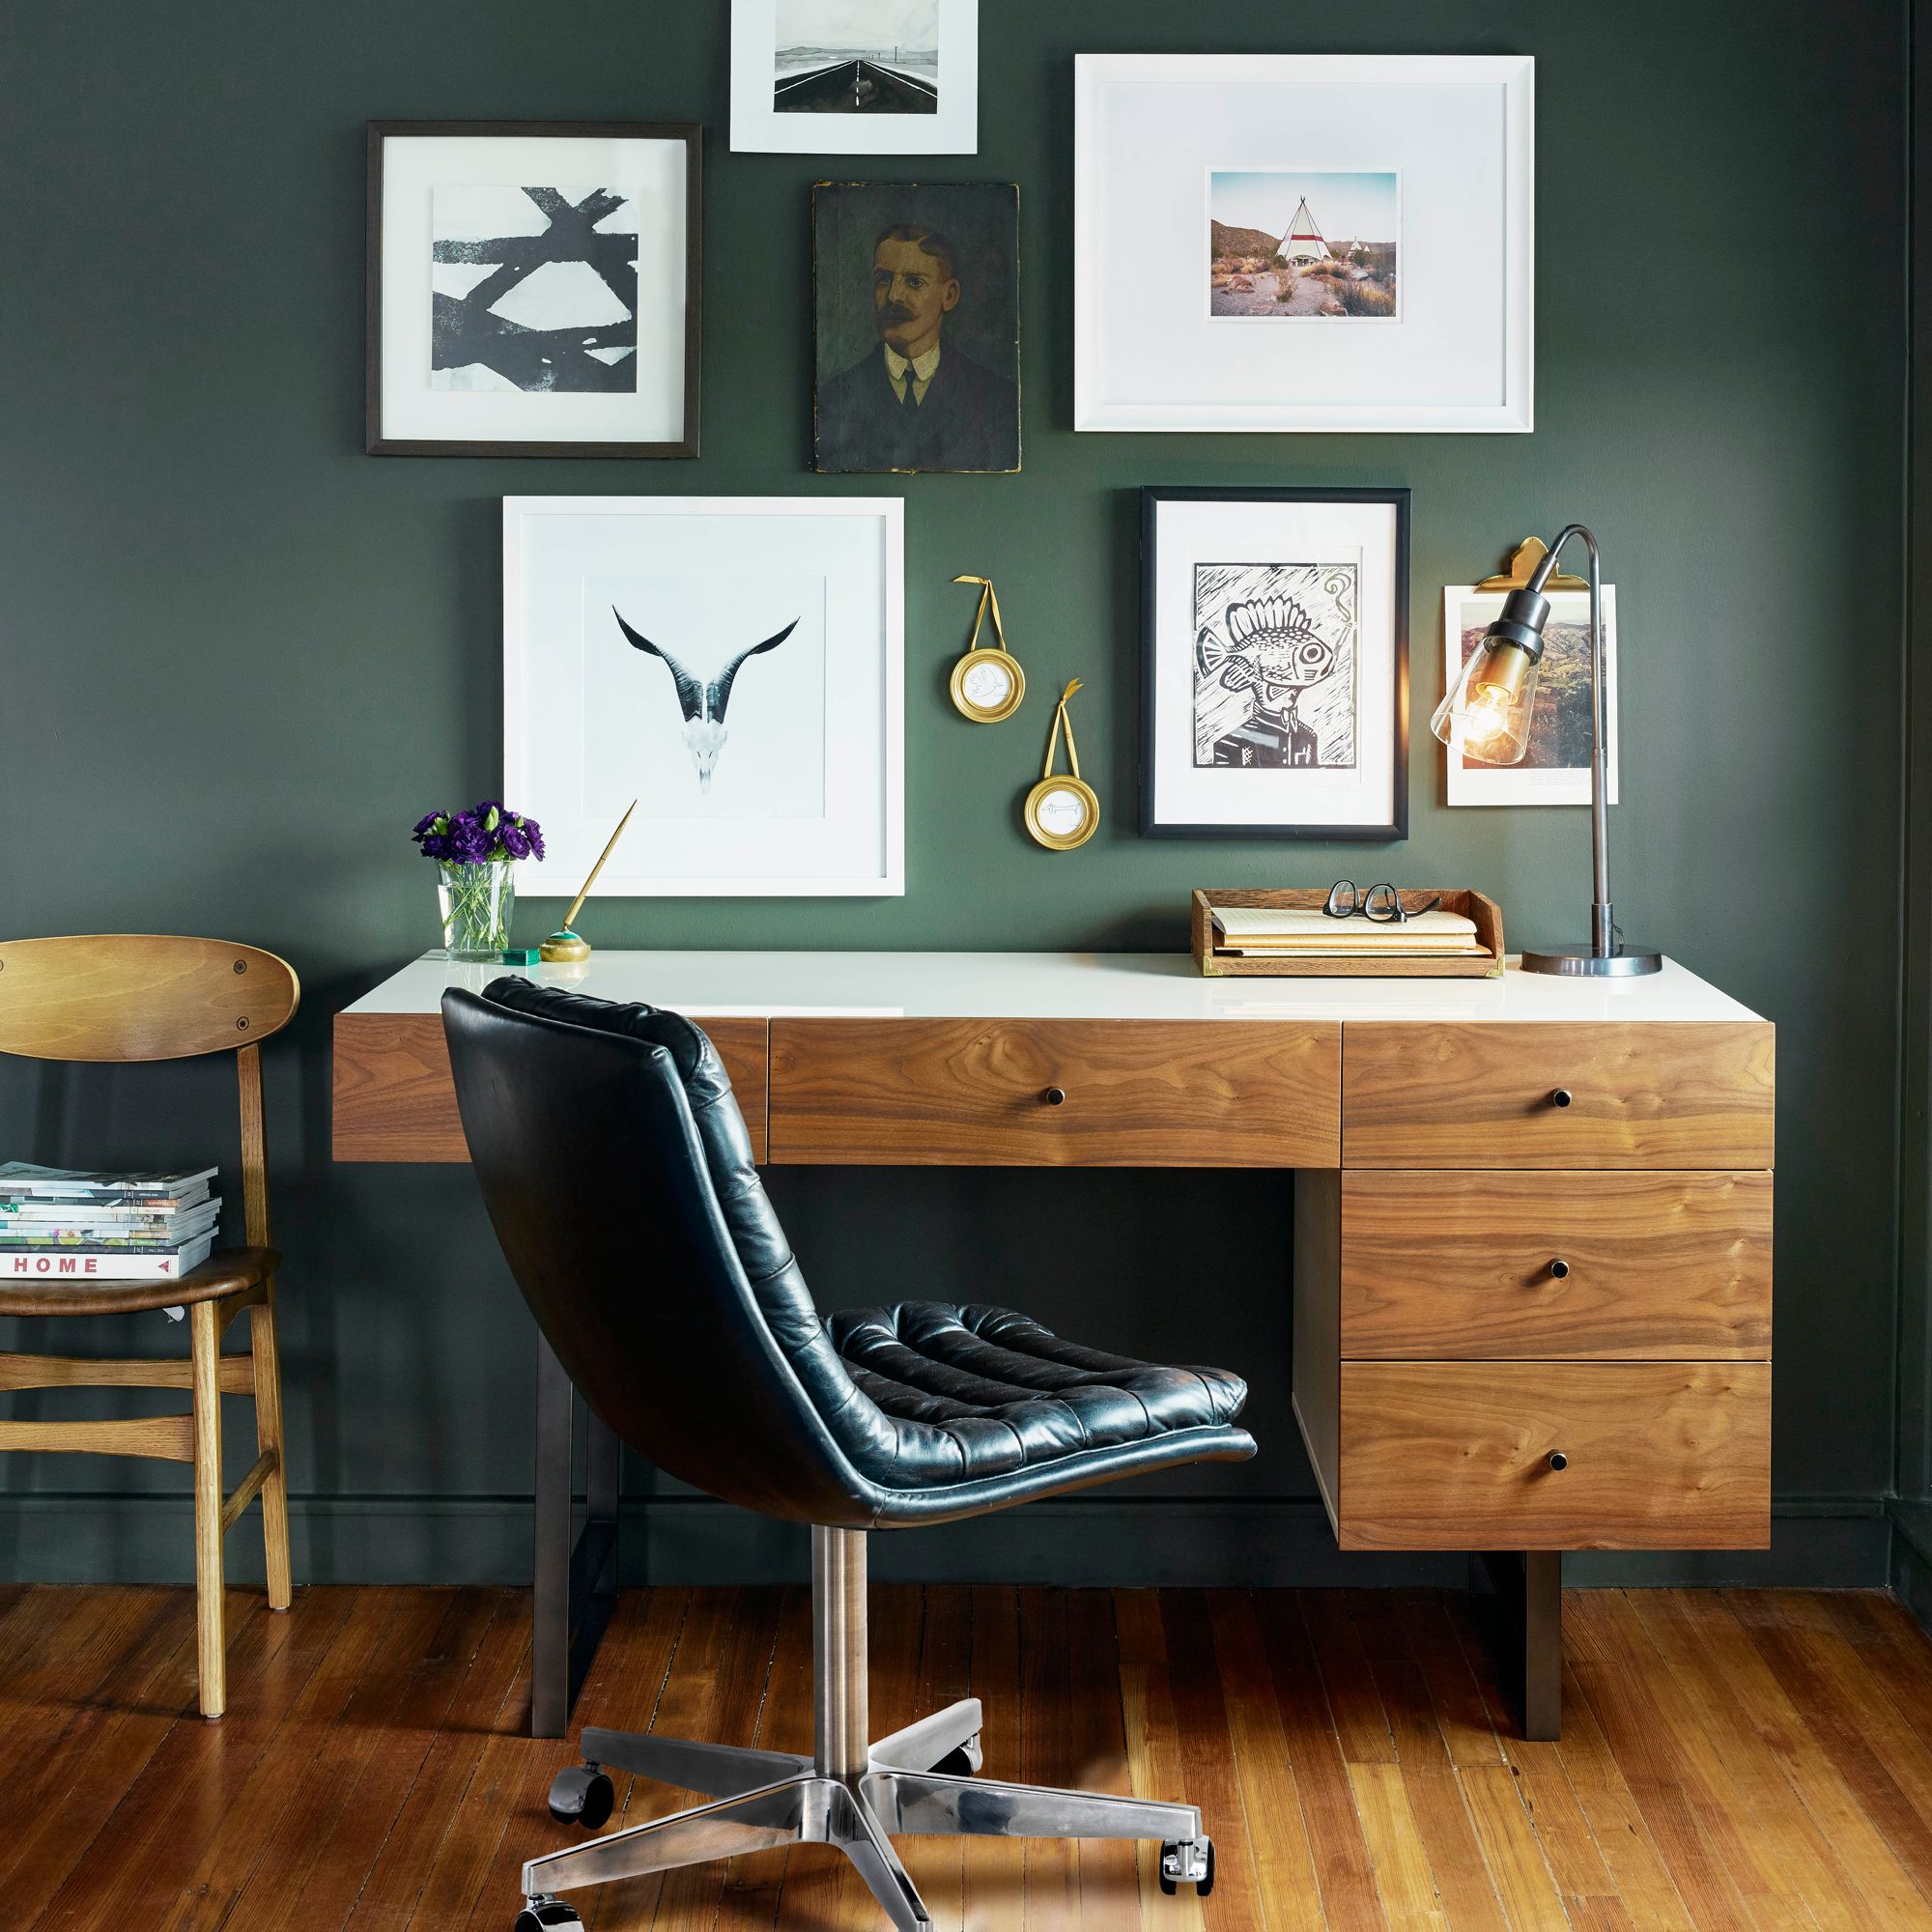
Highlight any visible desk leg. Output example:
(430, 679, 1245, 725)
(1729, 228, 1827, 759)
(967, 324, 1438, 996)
(1472, 1550, 1562, 1741)
(532, 1331, 625, 1741)
(532, 1331, 574, 1739)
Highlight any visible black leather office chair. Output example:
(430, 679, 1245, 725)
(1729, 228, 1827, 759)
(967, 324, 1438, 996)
(443, 980, 1257, 1931)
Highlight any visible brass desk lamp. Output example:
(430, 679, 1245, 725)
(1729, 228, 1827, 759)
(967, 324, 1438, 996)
(1432, 526, 1661, 978)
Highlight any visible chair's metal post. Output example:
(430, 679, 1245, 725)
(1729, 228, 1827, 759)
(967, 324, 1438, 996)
(811, 1526, 869, 1778)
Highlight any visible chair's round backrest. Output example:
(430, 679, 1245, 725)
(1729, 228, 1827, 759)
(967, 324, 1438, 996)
(0, 935, 300, 1062)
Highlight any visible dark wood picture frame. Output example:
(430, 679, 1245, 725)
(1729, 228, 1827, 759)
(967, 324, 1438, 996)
(1139, 485, 1411, 841)
(366, 120, 702, 459)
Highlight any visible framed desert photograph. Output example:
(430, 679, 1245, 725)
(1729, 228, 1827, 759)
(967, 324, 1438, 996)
(1442, 584, 1620, 807)
(367, 122, 700, 458)
(1208, 170, 1400, 320)
(732, 0, 979, 154)
(503, 497, 904, 895)
(1142, 487, 1409, 839)
(813, 181, 1019, 474)
(1075, 55, 1533, 432)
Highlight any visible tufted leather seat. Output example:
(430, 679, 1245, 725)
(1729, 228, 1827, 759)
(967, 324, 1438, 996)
(443, 980, 1256, 1531)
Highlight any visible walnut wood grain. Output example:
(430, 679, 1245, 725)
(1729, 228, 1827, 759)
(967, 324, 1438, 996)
(1341, 1022, 1776, 1170)
(766, 1018, 1341, 1166)
(1336, 1361, 1772, 1551)
(0, 935, 299, 1062)
(332, 1010, 771, 1163)
(1340, 1170, 1774, 1359)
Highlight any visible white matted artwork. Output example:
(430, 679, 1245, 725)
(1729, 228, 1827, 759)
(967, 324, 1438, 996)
(1442, 585, 1620, 807)
(1075, 55, 1533, 432)
(369, 123, 699, 457)
(504, 497, 903, 895)
(731, 0, 979, 153)
(1142, 488, 1409, 839)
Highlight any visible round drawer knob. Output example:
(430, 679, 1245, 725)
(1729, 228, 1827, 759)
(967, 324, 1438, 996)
(1548, 1088, 1573, 1109)
(1043, 1087, 1066, 1106)
(1548, 1450, 1569, 1472)
(1548, 1258, 1571, 1280)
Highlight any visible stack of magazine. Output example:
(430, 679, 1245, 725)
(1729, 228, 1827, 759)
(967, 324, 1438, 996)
(0, 1163, 221, 1281)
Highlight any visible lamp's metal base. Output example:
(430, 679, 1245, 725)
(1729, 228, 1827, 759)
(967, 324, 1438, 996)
(1519, 944, 1662, 978)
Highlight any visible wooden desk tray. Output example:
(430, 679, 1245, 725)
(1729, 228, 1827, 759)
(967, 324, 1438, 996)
(1191, 888, 1506, 979)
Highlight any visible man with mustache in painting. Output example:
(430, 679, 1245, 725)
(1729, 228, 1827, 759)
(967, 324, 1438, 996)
(816, 221, 1019, 472)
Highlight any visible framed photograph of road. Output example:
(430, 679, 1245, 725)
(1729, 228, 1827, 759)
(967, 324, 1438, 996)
(1075, 56, 1533, 433)
(367, 122, 700, 458)
(732, 0, 979, 154)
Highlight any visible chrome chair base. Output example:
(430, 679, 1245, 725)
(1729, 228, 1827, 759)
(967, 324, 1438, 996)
(517, 1530, 1213, 1930)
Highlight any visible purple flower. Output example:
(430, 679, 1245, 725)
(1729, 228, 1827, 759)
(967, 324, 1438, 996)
(412, 800, 543, 864)
(499, 822, 530, 861)
(525, 818, 545, 860)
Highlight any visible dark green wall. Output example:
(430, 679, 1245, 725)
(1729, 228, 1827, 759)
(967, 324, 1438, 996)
(0, 0, 1907, 1587)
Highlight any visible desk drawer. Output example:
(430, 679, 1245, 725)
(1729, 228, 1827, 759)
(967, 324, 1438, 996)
(1336, 1361, 1771, 1550)
(1341, 1022, 1775, 1169)
(767, 1017, 1340, 1166)
(333, 1011, 771, 1163)
(1340, 1171, 1773, 1359)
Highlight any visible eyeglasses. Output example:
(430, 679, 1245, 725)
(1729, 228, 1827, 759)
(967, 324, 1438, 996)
(1323, 881, 1444, 923)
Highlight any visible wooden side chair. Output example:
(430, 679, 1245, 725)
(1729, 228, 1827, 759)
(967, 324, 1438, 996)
(0, 934, 298, 1719)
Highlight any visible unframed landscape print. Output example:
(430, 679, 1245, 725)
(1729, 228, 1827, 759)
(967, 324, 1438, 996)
(775, 0, 939, 114)
(431, 185, 639, 392)
(1208, 170, 1399, 320)
(1193, 563, 1358, 769)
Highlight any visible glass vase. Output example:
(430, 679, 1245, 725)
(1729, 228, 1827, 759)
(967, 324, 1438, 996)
(437, 860, 515, 960)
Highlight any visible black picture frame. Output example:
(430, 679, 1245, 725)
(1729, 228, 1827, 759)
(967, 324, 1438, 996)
(366, 120, 703, 459)
(1139, 485, 1411, 841)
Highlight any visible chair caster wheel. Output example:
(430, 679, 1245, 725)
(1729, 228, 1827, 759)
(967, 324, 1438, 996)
(933, 1732, 983, 1776)
(547, 1763, 614, 1830)
(515, 1898, 582, 1930)
(1159, 1836, 1213, 1897)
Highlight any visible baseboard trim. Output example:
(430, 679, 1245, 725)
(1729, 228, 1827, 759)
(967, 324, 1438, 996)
(0, 1492, 1893, 1590)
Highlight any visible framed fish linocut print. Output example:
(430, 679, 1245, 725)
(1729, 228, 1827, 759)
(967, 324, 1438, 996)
(1141, 487, 1409, 839)
(503, 497, 904, 895)
(368, 122, 700, 458)
(812, 181, 1019, 473)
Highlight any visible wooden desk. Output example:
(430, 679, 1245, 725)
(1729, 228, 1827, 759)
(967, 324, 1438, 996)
(334, 951, 1776, 1740)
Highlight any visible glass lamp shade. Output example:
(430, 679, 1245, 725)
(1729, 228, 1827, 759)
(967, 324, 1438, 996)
(1430, 636, 1541, 765)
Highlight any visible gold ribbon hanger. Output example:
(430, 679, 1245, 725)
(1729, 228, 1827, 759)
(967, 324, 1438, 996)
(949, 573, 1027, 722)
(1024, 679, 1099, 850)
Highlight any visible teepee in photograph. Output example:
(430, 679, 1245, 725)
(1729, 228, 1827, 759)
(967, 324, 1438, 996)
(1277, 197, 1331, 265)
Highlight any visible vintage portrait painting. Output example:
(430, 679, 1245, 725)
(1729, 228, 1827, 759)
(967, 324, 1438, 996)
(813, 181, 1020, 474)
(1193, 563, 1358, 769)
(1208, 170, 1399, 320)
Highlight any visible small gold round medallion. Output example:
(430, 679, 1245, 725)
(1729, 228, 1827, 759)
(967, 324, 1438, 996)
(1024, 776, 1099, 850)
(950, 647, 1026, 724)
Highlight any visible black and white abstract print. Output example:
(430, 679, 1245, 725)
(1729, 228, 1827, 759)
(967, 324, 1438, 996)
(431, 186, 639, 393)
(1193, 561, 1358, 770)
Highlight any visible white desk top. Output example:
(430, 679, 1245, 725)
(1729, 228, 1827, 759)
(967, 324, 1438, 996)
(346, 952, 1767, 1026)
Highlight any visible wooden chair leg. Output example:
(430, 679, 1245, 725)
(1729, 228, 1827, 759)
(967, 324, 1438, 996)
(249, 1283, 292, 1611)
(190, 1299, 225, 1719)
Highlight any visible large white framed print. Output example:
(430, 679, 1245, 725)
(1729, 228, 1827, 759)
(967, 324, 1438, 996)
(1442, 584, 1620, 807)
(368, 122, 699, 458)
(1141, 487, 1409, 840)
(1074, 56, 1533, 433)
(504, 497, 904, 895)
(731, 0, 979, 154)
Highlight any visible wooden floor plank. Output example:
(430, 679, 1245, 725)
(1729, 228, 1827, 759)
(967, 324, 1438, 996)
(4, 1583, 1930, 1931)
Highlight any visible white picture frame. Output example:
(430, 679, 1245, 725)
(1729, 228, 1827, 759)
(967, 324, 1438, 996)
(731, 0, 979, 155)
(503, 497, 904, 896)
(1073, 54, 1534, 433)
(1442, 584, 1619, 807)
